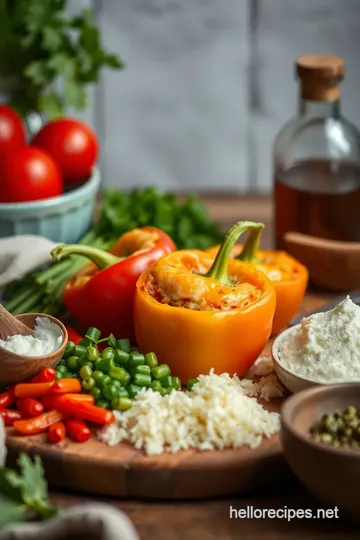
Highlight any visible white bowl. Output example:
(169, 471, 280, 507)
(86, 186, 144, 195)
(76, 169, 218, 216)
(272, 324, 322, 393)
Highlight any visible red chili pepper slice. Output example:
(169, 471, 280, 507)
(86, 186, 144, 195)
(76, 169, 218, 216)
(65, 419, 91, 443)
(30, 367, 56, 383)
(16, 398, 44, 416)
(48, 421, 66, 443)
(0, 409, 25, 426)
(52, 379, 81, 394)
(13, 409, 63, 436)
(14, 382, 54, 399)
(0, 388, 14, 408)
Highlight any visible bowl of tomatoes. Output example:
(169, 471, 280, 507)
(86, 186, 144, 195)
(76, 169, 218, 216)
(0, 106, 101, 243)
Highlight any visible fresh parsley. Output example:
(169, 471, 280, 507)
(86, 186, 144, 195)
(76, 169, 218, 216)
(0, 453, 59, 528)
(0, 0, 124, 118)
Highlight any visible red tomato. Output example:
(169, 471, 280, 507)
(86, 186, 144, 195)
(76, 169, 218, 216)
(31, 118, 98, 185)
(0, 105, 26, 154)
(0, 147, 63, 203)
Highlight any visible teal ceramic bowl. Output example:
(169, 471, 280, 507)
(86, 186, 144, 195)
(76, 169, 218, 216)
(0, 167, 100, 243)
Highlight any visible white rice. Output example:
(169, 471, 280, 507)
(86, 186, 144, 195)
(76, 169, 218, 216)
(99, 369, 283, 456)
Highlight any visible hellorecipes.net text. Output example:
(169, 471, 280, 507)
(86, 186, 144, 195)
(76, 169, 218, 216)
(230, 506, 339, 521)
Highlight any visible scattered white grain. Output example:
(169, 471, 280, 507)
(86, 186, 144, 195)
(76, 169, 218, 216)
(99, 370, 281, 455)
(246, 355, 274, 378)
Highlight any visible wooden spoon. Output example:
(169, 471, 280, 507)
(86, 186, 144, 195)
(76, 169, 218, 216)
(0, 304, 34, 341)
(283, 231, 360, 291)
(0, 312, 68, 384)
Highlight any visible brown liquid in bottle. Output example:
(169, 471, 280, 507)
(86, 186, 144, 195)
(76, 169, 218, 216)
(275, 159, 360, 249)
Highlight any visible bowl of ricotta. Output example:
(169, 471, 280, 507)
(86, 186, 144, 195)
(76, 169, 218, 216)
(0, 313, 68, 383)
(272, 296, 360, 393)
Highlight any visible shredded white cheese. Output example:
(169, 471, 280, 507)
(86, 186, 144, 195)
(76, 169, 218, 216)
(99, 370, 282, 455)
(278, 296, 360, 383)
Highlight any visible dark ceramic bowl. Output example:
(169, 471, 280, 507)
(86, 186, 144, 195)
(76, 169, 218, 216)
(281, 383, 360, 520)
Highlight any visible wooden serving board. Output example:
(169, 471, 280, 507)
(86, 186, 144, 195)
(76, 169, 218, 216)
(5, 397, 285, 500)
(5, 339, 287, 500)
(5, 295, 331, 500)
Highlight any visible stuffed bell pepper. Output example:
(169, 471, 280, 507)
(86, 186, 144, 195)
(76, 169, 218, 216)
(51, 227, 176, 340)
(134, 221, 276, 382)
(205, 227, 308, 334)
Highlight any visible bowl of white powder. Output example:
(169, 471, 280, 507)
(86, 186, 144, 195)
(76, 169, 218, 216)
(272, 296, 360, 393)
(0, 313, 68, 383)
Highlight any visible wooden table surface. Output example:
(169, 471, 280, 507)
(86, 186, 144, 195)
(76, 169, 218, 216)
(49, 196, 358, 539)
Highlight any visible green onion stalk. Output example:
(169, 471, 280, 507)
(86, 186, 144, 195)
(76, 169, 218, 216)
(4, 231, 111, 317)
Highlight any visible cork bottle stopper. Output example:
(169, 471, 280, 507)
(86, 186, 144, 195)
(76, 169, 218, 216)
(296, 55, 344, 101)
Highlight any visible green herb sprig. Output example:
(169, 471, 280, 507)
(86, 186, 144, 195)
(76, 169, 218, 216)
(0, 0, 124, 118)
(0, 453, 59, 528)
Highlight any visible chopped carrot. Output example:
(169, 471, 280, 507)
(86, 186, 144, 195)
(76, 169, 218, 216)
(13, 409, 63, 436)
(14, 382, 54, 399)
(42, 393, 94, 410)
(52, 378, 81, 394)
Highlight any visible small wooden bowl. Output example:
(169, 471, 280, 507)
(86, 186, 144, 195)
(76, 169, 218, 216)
(0, 313, 68, 384)
(272, 325, 321, 393)
(281, 384, 360, 520)
(283, 232, 360, 291)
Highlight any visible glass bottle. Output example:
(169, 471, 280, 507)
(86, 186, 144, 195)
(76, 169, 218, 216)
(273, 55, 360, 249)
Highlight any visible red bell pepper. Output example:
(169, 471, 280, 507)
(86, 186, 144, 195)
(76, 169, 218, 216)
(65, 326, 83, 345)
(51, 226, 176, 340)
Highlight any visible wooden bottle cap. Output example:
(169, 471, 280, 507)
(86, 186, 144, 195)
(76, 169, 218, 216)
(296, 55, 344, 101)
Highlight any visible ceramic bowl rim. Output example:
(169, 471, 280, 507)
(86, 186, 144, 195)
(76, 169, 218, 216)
(281, 382, 360, 459)
(0, 166, 100, 212)
(1, 313, 69, 361)
(272, 324, 326, 387)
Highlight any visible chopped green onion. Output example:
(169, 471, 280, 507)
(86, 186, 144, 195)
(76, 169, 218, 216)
(101, 348, 115, 361)
(108, 334, 117, 349)
(151, 364, 171, 380)
(171, 377, 181, 390)
(158, 375, 172, 388)
(114, 349, 129, 366)
(63, 341, 75, 358)
(134, 365, 151, 376)
(133, 373, 152, 387)
(90, 387, 102, 401)
(79, 365, 92, 379)
(116, 339, 130, 352)
(128, 384, 141, 398)
(129, 352, 146, 367)
(151, 380, 162, 392)
(186, 378, 198, 392)
(85, 327, 101, 342)
(75, 345, 87, 357)
(87, 346, 99, 361)
(112, 397, 133, 411)
(82, 377, 95, 390)
(145, 352, 158, 368)
(109, 366, 127, 382)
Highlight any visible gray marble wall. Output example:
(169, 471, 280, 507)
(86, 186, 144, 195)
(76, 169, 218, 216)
(75, 0, 360, 193)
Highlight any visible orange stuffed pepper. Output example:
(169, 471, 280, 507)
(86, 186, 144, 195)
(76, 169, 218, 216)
(134, 221, 276, 382)
(205, 227, 308, 334)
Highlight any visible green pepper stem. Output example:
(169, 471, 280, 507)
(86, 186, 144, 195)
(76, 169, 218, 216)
(51, 244, 121, 270)
(205, 221, 264, 286)
(236, 226, 263, 263)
